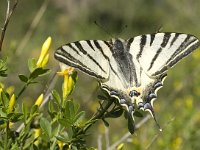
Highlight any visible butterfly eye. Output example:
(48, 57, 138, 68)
(129, 90, 140, 97)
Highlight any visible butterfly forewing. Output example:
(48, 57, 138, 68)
(128, 33, 200, 77)
(55, 40, 112, 80)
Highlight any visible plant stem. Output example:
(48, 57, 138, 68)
(16, 83, 28, 100)
(0, 0, 18, 52)
(51, 124, 61, 150)
(4, 121, 9, 150)
(83, 100, 114, 132)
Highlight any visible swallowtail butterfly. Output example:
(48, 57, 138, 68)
(54, 33, 200, 133)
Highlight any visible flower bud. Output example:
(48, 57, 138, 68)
(117, 143, 124, 150)
(36, 37, 52, 68)
(41, 54, 49, 68)
(8, 94, 16, 113)
(34, 128, 41, 145)
(35, 94, 44, 107)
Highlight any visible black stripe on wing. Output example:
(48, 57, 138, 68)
(150, 33, 156, 46)
(55, 47, 106, 79)
(74, 41, 107, 73)
(127, 37, 134, 51)
(168, 38, 200, 67)
(148, 33, 171, 71)
(55, 40, 111, 79)
(93, 40, 122, 82)
(86, 40, 95, 50)
(152, 34, 200, 76)
(169, 33, 179, 47)
(136, 35, 147, 60)
(166, 34, 195, 64)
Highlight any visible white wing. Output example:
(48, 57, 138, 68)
(128, 33, 200, 77)
(55, 40, 112, 80)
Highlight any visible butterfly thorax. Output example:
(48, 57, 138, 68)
(110, 38, 137, 88)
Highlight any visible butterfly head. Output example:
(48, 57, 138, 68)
(112, 38, 125, 53)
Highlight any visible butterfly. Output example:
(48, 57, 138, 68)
(54, 32, 200, 133)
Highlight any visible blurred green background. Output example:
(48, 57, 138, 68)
(1, 0, 200, 149)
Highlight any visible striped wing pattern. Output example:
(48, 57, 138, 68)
(128, 33, 200, 77)
(54, 32, 200, 133)
(55, 40, 112, 80)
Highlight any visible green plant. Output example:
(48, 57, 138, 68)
(0, 36, 127, 150)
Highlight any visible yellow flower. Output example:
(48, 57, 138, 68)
(34, 128, 41, 145)
(172, 136, 182, 150)
(8, 94, 16, 113)
(57, 141, 64, 149)
(6, 86, 15, 95)
(117, 143, 124, 150)
(35, 94, 44, 107)
(57, 64, 75, 99)
(41, 54, 49, 68)
(36, 37, 52, 68)
(0, 88, 2, 95)
(0, 82, 4, 94)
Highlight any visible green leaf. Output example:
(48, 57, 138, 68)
(71, 71, 78, 84)
(28, 58, 37, 72)
(22, 102, 28, 122)
(48, 101, 56, 119)
(33, 144, 39, 150)
(0, 108, 7, 118)
(29, 68, 50, 79)
(30, 105, 39, 115)
(71, 145, 78, 150)
(40, 117, 52, 138)
(18, 74, 28, 83)
(74, 111, 85, 125)
(51, 90, 61, 105)
(58, 118, 71, 127)
(64, 101, 75, 118)
(0, 59, 7, 77)
(56, 132, 70, 142)
(87, 147, 97, 150)
(8, 113, 23, 122)
(10, 142, 21, 150)
(0, 91, 9, 110)
(72, 101, 78, 117)
(72, 100, 80, 115)
(51, 125, 59, 137)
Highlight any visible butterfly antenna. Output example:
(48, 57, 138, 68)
(94, 21, 113, 38)
(118, 24, 128, 35)
(156, 25, 163, 33)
